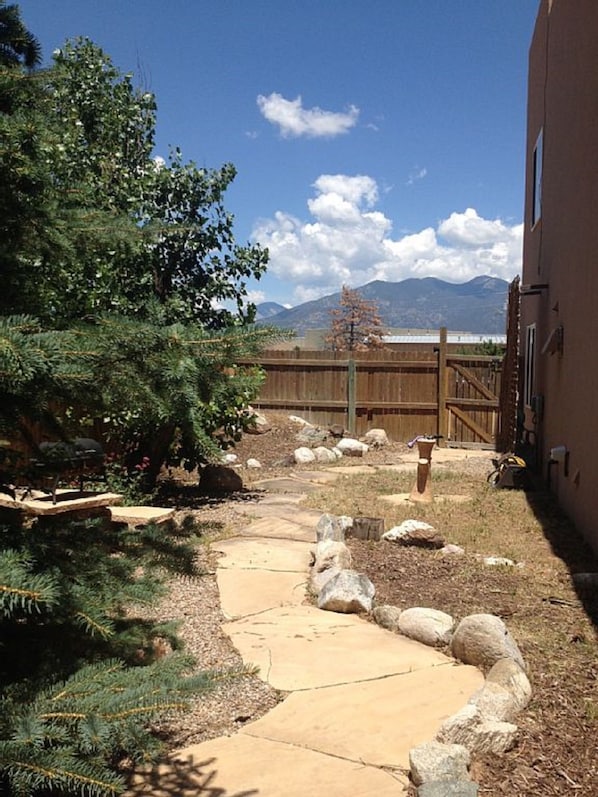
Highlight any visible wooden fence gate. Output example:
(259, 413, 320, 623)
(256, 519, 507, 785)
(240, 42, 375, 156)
(437, 329, 501, 447)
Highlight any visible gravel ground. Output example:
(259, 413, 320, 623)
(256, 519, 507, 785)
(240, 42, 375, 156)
(147, 526, 285, 750)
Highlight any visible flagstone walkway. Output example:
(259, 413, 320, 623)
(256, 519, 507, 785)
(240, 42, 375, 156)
(127, 459, 490, 796)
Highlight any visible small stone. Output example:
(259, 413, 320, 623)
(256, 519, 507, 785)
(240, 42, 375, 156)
(246, 458, 262, 469)
(288, 415, 311, 426)
(312, 446, 338, 463)
(437, 704, 518, 755)
(316, 513, 346, 542)
(398, 607, 454, 647)
(409, 740, 470, 786)
(440, 544, 465, 556)
(372, 604, 402, 632)
(221, 453, 238, 464)
(483, 556, 516, 567)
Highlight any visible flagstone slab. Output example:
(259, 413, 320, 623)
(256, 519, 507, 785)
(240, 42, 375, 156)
(222, 605, 451, 691)
(289, 469, 343, 484)
(242, 664, 484, 769)
(125, 734, 407, 796)
(234, 501, 325, 527)
(217, 568, 307, 619)
(237, 515, 317, 542)
(213, 537, 312, 571)
(251, 477, 322, 493)
(326, 465, 378, 475)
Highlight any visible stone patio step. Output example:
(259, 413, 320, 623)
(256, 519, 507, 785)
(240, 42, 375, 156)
(109, 505, 175, 526)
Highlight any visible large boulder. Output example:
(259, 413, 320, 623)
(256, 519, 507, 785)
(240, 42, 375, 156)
(317, 570, 375, 614)
(409, 740, 470, 786)
(294, 446, 316, 464)
(468, 681, 523, 723)
(451, 614, 526, 670)
(336, 438, 369, 457)
(244, 409, 271, 434)
(316, 513, 351, 542)
(398, 607, 454, 647)
(313, 446, 338, 463)
(199, 465, 243, 494)
(362, 428, 389, 447)
(383, 520, 445, 549)
(295, 426, 329, 445)
(485, 658, 532, 713)
(309, 540, 352, 593)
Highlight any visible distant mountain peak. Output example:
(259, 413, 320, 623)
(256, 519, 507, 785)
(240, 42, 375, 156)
(259, 275, 509, 335)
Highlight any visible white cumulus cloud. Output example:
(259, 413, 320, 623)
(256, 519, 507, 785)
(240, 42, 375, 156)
(257, 92, 359, 138)
(251, 176, 522, 304)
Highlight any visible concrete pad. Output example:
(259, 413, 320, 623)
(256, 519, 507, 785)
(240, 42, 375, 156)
(213, 537, 312, 571)
(217, 568, 307, 619)
(238, 515, 317, 542)
(379, 493, 473, 506)
(109, 505, 175, 526)
(222, 605, 451, 690)
(243, 663, 484, 769)
(125, 734, 407, 796)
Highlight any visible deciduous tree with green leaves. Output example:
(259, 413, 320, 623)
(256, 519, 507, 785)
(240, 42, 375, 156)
(0, 12, 284, 794)
(0, 37, 268, 328)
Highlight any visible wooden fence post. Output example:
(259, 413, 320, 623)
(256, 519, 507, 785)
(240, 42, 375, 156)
(347, 358, 356, 434)
(437, 327, 448, 445)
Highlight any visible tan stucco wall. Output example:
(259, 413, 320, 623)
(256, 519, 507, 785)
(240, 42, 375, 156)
(522, 0, 598, 553)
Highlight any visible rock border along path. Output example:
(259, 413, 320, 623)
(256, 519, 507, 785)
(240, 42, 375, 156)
(127, 465, 487, 796)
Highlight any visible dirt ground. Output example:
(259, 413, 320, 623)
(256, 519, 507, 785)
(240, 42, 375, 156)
(160, 411, 598, 796)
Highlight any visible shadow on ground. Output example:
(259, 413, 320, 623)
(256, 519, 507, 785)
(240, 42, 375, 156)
(125, 756, 258, 797)
(525, 485, 598, 630)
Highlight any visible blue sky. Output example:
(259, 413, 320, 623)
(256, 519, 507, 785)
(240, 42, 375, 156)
(18, 0, 539, 307)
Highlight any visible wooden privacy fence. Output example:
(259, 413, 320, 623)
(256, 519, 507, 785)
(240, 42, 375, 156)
(242, 330, 504, 448)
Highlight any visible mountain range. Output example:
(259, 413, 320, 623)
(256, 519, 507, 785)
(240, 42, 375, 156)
(255, 276, 509, 334)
